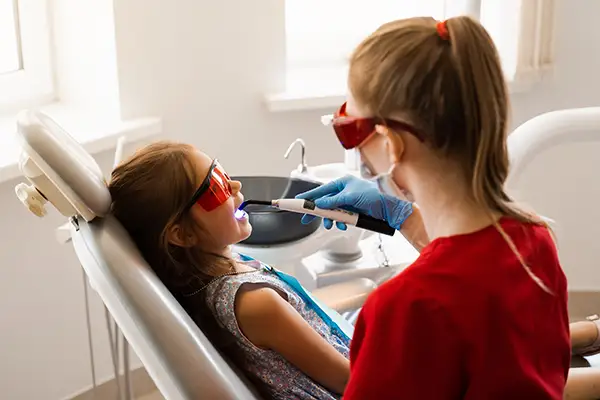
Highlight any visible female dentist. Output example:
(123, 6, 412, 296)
(297, 16, 570, 400)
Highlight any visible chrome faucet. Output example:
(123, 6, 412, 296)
(284, 138, 308, 173)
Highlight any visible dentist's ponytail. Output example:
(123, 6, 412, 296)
(444, 17, 553, 293)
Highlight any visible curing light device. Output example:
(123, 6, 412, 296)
(239, 199, 395, 236)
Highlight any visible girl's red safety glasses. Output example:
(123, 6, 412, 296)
(323, 102, 425, 150)
(185, 159, 232, 212)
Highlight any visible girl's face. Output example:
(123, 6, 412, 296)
(187, 150, 252, 250)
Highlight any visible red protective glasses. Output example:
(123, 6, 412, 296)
(185, 159, 232, 212)
(324, 102, 425, 150)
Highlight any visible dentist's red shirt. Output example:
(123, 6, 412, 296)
(344, 218, 570, 400)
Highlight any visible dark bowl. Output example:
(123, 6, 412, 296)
(233, 176, 321, 245)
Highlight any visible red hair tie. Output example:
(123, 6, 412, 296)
(436, 20, 450, 41)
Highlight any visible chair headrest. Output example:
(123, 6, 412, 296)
(508, 107, 600, 185)
(14, 110, 111, 221)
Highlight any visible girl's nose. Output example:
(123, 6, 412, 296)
(229, 180, 242, 194)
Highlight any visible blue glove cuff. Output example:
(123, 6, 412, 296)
(382, 195, 414, 231)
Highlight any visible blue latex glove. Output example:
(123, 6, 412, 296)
(295, 175, 413, 231)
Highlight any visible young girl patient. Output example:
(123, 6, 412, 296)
(108, 141, 350, 399)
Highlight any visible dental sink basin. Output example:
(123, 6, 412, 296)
(233, 176, 321, 246)
(291, 163, 360, 184)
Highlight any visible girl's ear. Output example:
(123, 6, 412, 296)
(376, 124, 405, 164)
(166, 223, 197, 247)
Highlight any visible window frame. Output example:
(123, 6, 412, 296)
(0, 0, 55, 113)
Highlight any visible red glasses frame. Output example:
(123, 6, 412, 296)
(328, 102, 424, 150)
(185, 159, 232, 212)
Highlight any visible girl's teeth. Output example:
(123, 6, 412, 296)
(234, 209, 248, 220)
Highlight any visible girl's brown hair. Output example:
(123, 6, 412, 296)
(108, 141, 237, 340)
(349, 16, 551, 292)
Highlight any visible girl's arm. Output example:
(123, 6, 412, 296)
(571, 319, 600, 354)
(235, 286, 350, 394)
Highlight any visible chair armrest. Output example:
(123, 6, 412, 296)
(311, 278, 377, 314)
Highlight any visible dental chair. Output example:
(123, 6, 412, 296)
(13, 111, 376, 400)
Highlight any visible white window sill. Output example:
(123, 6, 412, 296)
(265, 66, 548, 113)
(0, 103, 162, 183)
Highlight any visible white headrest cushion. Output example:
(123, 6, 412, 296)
(16, 110, 111, 218)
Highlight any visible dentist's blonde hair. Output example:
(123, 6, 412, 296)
(349, 16, 552, 293)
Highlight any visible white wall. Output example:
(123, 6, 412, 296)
(0, 0, 598, 398)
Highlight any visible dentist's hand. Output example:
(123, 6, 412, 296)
(295, 175, 413, 231)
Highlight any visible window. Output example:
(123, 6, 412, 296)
(0, 0, 21, 75)
(0, 0, 54, 112)
(278, 0, 555, 105)
(286, 1, 447, 72)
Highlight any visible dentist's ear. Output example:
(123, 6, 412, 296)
(375, 124, 405, 164)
